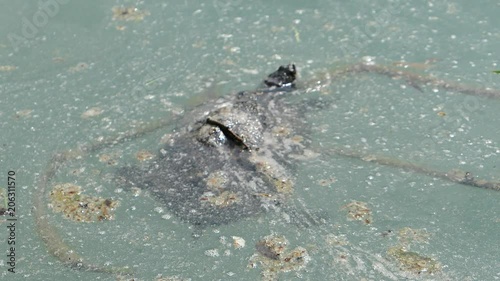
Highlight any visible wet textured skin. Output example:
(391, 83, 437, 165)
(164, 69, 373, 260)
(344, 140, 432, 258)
(118, 65, 312, 227)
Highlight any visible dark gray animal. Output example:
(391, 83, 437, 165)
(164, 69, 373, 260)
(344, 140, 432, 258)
(118, 65, 317, 227)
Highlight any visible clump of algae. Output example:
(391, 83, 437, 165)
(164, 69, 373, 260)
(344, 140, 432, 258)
(50, 183, 119, 222)
(387, 227, 441, 275)
(249, 234, 310, 281)
(341, 200, 373, 225)
(387, 246, 441, 274)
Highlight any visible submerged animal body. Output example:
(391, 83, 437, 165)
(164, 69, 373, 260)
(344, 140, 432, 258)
(119, 65, 312, 227)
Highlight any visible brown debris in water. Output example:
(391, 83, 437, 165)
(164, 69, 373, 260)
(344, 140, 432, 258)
(205, 170, 228, 190)
(387, 227, 441, 275)
(98, 152, 120, 166)
(0, 65, 16, 72)
(81, 107, 103, 119)
(272, 126, 291, 137)
(200, 190, 240, 208)
(135, 149, 155, 162)
(249, 234, 310, 281)
(68, 62, 89, 73)
(290, 135, 303, 143)
(341, 200, 372, 224)
(14, 109, 33, 119)
(50, 183, 119, 222)
(387, 245, 441, 275)
(112, 6, 149, 21)
(437, 111, 446, 117)
(397, 227, 430, 244)
(317, 177, 337, 187)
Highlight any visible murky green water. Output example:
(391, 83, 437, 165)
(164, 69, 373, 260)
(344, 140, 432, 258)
(1, 1, 500, 280)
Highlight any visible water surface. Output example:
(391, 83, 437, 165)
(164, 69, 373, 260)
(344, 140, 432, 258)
(1, 1, 500, 280)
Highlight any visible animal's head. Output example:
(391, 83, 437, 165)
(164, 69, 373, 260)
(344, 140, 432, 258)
(264, 64, 297, 90)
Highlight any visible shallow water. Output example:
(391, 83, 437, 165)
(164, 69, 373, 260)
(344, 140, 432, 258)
(1, 1, 500, 280)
